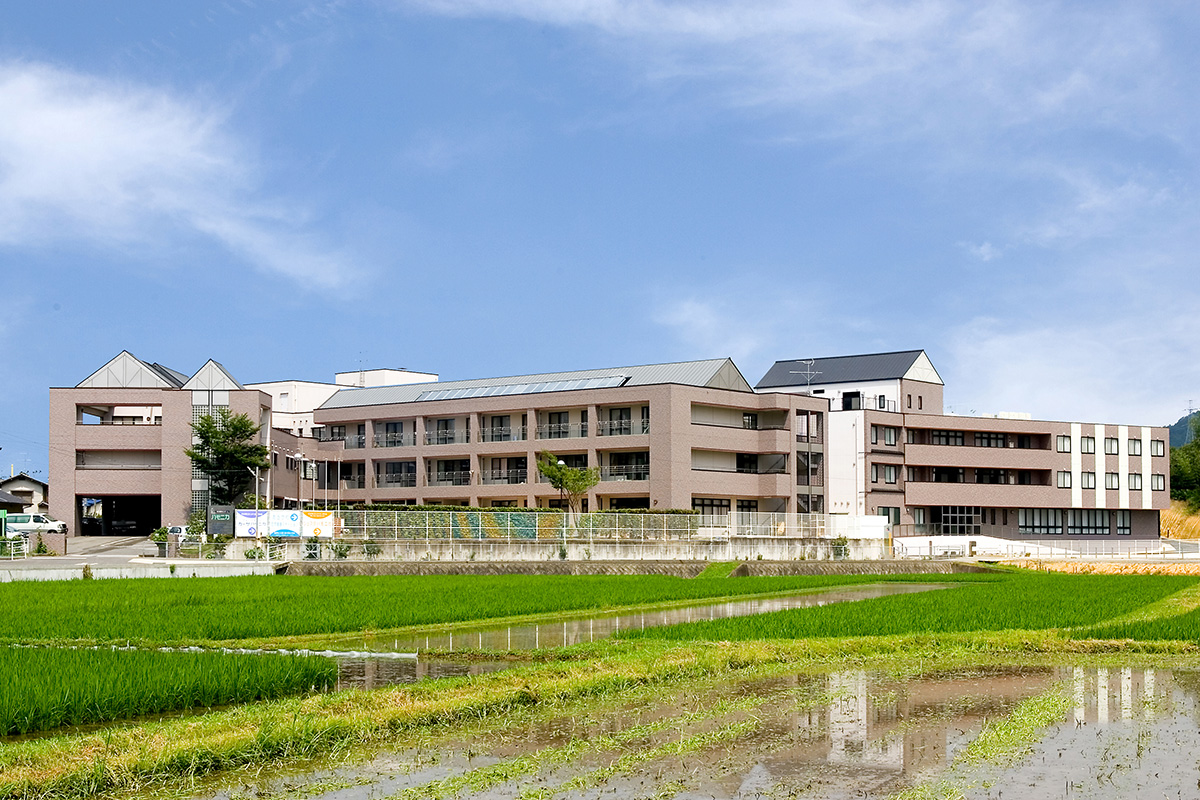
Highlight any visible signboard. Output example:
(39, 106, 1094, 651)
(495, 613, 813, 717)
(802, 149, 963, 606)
(235, 509, 266, 538)
(0, 510, 6, 538)
(208, 506, 235, 539)
(235, 510, 336, 538)
(301, 511, 335, 539)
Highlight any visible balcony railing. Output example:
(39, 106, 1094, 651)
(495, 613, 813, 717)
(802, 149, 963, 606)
(600, 465, 650, 481)
(795, 433, 823, 445)
(479, 426, 527, 443)
(374, 432, 416, 448)
(340, 476, 366, 489)
(424, 430, 471, 445)
(482, 469, 528, 485)
(429, 470, 472, 486)
(375, 473, 417, 488)
(597, 420, 650, 436)
(76, 420, 162, 426)
(536, 423, 588, 439)
(343, 435, 367, 449)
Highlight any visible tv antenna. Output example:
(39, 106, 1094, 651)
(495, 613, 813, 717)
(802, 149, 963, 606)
(789, 359, 821, 393)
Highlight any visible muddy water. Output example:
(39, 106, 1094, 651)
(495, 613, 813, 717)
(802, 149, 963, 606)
(351, 582, 947, 654)
(201, 663, 1120, 800)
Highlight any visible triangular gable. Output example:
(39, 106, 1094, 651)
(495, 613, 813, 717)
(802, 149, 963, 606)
(0, 473, 49, 490)
(183, 360, 245, 391)
(704, 359, 753, 392)
(76, 351, 176, 388)
(903, 351, 944, 385)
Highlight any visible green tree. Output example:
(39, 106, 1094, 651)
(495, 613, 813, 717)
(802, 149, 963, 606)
(1171, 416, 1200, 510)
(185, 408, 271, 506)
(536, 451, 600, 515)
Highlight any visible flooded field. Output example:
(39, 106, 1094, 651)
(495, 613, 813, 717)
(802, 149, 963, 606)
(194, 662, 1200, 800)
(342, 582, 948, 654)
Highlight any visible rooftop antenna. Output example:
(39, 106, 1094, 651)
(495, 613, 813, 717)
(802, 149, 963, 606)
(789, 359, 821, 394)
(357, 351, 366, 388)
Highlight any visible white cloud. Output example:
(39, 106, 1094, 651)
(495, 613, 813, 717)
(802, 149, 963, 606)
(961, 241, 1001, 262)
(0, 60, 358, 287)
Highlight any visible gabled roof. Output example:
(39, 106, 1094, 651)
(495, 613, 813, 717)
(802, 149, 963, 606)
(320, 358, 752, 410)
(183, 359, 244, 391)
(0, 489, 24, 506)
(756, 350, 943, 389)
(76, 351, 187, 389)
(0, 472, 48, 489)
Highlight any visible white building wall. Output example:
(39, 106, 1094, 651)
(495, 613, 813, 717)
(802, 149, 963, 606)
(827, 410, 865, 514)
(773, 379, 901, 413)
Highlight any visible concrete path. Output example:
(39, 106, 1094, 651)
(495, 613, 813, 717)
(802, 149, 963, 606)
(0, 536, 276, 582)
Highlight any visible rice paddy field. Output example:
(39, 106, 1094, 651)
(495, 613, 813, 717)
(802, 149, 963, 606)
(6, 568, 1200, 800)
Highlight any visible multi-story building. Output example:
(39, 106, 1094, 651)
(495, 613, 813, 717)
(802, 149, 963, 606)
(309, 359, 828, 514)
(757, 350, 1170, 540)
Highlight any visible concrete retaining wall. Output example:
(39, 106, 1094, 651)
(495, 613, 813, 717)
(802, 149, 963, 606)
(0, 562, 277, 582)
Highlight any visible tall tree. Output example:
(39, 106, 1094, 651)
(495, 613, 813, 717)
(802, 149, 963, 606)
(186, 408, 271, 506)
(1171, 416, 1200, 511)
(536, 451, 600, 515)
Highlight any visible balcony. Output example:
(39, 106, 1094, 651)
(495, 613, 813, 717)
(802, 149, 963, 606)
(479, 426, 527, 443)
(597, 420, 650, 436)
(424, 430, 471, 445)
(600, 465, 650, 482)
(343, 435, 367, 450)
(429, 470, 472, 487)
(536, 423, 588, 439)
(482, 469, 528, 485)
(340, 476, 366, 490)
(375, 473, 417, 488)
(374, 432, 416, 448)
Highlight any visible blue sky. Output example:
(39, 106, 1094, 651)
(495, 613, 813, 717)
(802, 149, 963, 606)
(2, 1, 1198, 477)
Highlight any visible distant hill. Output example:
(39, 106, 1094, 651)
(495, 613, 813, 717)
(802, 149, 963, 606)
(1170, 412, 1198, 448)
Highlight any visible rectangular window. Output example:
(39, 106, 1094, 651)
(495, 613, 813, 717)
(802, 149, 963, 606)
(1152, 473, 1166, 491)
(907, 394, 912, 409)
(883, 426, 898, 446)
(871, 425, 878, 445)
(1115, 510, 1131, 535)
(907, 467, 918, 482)
(1105, 437, 1119, 455)
(1081, 472, 1096, 489)
(932, 467, 965, 483)
(907, 429, 917, 444)
(736, 499, 758, 514)
(1057, 471, 1071, 488)
(1017, 435, 1033, 449)
(1105, 472, 1119, 490)
(977, 468, 1007, 484)
(931, 430, 965, 446)
(918, 396, 923, 410)
(742, 412, 758, 430)
(1151, 439, 1165, 457)
(1056, 435, 1071, 453)
(1019, 508, 1063, 535)
(1128, 473, 1143, 490)
(884, 465, 898, 484)
(1081, 436, 1096, 454)
(871, 464, 878, 483)
(1068, 509, 1110, 535)
(878, 507, 900, 525)
(974, 432, 1006, 448)
(692, 498, 731, 516)
(1128, 438, 1142, 456)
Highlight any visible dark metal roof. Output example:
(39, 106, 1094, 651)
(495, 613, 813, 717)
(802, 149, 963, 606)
(0, 489, 23, 506)
(756, 350, 938, 389)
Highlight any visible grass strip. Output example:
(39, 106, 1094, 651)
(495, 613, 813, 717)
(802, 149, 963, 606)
(693, 561, 741, 579)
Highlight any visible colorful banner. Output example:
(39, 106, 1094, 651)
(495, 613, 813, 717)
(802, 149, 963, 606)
(235, 509, 266, 538)
(235, 510, 336, 538)
(302, 511, 335, 538)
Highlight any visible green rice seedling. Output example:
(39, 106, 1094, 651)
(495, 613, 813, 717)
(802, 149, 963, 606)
(0, 573, 1002, 646)
(1084, 606, 1200, 641)
(0, 647, 336, 736)
(621, 574, 1197, 641)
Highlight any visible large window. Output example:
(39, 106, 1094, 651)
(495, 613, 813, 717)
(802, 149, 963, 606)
(1081, 472, 1096, 489)
(931, 430, 965, 446)
(1019, 508, 1062, 535)
(975, 432, 1006, 448)
(877, 507, 900, 525)
(1116, 510, 1131, 535)
(1128, 438, 1142, 456)
(1152, 473, 1166, 491)
(1081, 436, 1096, 454)
(977, 468, 1007, 484)
(1105, 437, 1119, 455)
(883, 464, 898, 484)
(1152, 439, 1166, 457)
(1068, 509, 1110, 536)
(933, 467, 965, 483)
(936, 506, 980, 535)
(1105, 472, 1119, 490)
(1056, 471, 1071, 489)
(692, 498, 731, 516)
(1056, 435, 1071, 453)
(1128, 472, 1143, 490)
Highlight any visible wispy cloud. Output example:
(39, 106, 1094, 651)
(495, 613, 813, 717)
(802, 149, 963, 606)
(0, 60, 359, 287)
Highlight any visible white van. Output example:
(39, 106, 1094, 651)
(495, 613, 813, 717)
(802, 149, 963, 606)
(5, 513, 67, 538)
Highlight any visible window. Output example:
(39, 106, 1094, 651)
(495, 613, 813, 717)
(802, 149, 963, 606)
(742, 412, 758, 430)
(918, 396, 923, 410)
(1105, 472, 1119, 490)
(1081, 436, 1096, 454)
(1105, 437, 1119, 455)
(871, 425, 878, 445)
(937, 506, 981, 535)
(884, 465, 898, 484)
(692, 497, 731, 516)
(1017, 435, 1033, 449)
(1151, 439, 1165, 457)
(907, 467, 918, 482)
(329, 425, 346, 441)
(975, 432, 1006, 448)
(1057, 471, 1072, 488)
(736, 500, 758, 514)
(878, 395, 887, 410)
(871, 464, 878, 483)
(932, 467, 965, 483)
(977, 468, 1007, 484)
(907, 429, 917, 444)
(1019, 508, 1062, 535)
(1128, 438, 1142, 456)
(907, 394, 912, 409)
(1115, 510, 1131, 535)
(1056, 435, 1071, 453)
(931, 430, 965, 446)
(1081, 472, 1096, 489)
(1152, 473, 1166, 491)
(1129, 473, 1143, 490)
(1068, 509, 1110, 536)
(878, 507, 900, 525)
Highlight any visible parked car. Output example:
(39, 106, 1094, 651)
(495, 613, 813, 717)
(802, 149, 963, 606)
(5, 513, 68, 538)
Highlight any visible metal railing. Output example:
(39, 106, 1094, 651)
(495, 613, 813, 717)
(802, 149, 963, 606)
(428, 470, 472, 486)
(343, 435, 367, 449)
(597, 419, 650, 436)
(536, 423, 588, 439)
(375, 473, 417, 488)
(479, 426, 527, 443)
(374, 432, 416, 448)
(424, 430, 471, 445)
(600, 465, 650, 481)
(0, 536, 28, 560)
(482, 469, 528, 485)
(340, 476, 366, 489)
(76, 420, 162, 426)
